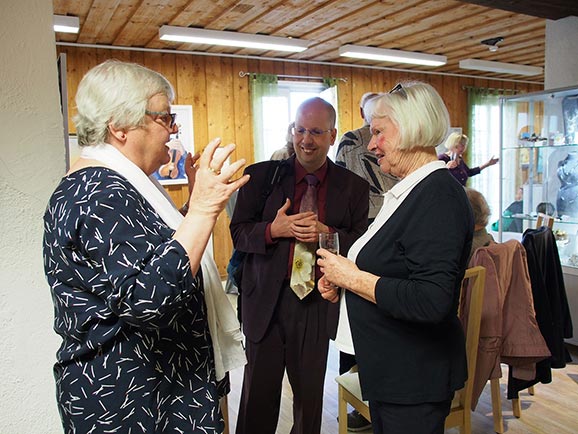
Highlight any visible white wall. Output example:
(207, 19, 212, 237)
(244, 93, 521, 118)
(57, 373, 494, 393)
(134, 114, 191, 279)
(0, 1, 64, 433)
(545, 16, 578, 89)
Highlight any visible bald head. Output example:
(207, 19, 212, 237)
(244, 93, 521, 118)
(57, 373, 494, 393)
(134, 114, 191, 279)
(293, 97, 337, 172)
(296, 97, 336, 127)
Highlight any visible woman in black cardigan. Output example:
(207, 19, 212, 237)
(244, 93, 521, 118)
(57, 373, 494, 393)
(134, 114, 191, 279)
(317, 82, 474, 434)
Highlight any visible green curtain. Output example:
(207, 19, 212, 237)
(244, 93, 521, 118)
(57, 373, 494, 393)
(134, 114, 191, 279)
(250, 73, 279, 162)
(322, 77, 339, 88)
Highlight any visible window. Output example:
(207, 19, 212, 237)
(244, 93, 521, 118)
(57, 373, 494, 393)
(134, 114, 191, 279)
(253, 80, 337, 162)
(468, 92, 501, 229)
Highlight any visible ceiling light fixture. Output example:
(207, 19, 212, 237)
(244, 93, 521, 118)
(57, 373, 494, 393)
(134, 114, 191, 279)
(53, 15, 80, 34)
(338, 44, 447, 67)
(159, 26, 310, 53)
(459, 59, 543, 76)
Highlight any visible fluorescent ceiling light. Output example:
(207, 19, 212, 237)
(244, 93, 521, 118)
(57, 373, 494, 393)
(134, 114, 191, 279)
(159, 25, 309, 53)
(459, 59, 543, 76)
(338, 44, 447, 67)
(53, 15, 80, 34)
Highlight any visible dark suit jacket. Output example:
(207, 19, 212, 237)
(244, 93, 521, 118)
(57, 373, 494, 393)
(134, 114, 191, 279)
(230, 156, 369, 343)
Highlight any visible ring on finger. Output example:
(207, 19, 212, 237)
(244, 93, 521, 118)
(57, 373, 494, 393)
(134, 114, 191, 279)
(208, 167, 221, 175)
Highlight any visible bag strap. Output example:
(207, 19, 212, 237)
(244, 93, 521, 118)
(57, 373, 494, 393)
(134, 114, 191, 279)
(256, 159, 288, 215)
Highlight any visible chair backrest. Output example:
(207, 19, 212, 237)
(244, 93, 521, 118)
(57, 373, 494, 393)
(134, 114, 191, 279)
(458, 266, 486, 410)
(536, 212, 554, 229)
(445, 266, 486, 431)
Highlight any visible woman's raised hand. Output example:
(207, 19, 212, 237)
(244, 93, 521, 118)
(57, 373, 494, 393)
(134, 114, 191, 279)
(186, 138, 250, 218)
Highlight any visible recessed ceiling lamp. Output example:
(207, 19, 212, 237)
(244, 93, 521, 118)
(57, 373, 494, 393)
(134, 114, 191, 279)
(459, 59, 543, 76)
(159, 25, 310, 53)
(53, 15, 80, 34)
(338, 44, 447, 67)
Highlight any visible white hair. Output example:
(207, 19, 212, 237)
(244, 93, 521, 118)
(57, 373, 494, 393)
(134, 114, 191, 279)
(364, 81, 450, 150)
(444, 132, 469, 151)
(74, 60, 174, 147)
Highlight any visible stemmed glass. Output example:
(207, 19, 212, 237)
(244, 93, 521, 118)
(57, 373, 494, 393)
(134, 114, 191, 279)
(319, 232, 340, 255)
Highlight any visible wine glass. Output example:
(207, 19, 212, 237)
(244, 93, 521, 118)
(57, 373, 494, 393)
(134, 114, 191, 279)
(319, 232, 339, 255)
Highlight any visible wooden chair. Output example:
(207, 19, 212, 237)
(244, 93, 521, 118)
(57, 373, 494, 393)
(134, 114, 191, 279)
(536, 212, 554, 229)
(335, 266, 486, 434)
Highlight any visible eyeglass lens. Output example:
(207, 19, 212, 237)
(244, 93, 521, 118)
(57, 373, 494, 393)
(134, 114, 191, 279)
(292, 127, 328, 137)
(146, 111, 177, 128)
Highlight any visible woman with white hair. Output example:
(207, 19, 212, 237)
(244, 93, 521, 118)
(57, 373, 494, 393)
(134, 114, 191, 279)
(465, 187, 495, 262)
(317, 82, 473, 434)
(439, 132, 499, 186)
(43, 60, 249, 433)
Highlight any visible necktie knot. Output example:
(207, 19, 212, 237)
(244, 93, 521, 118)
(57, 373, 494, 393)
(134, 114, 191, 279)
(304, 174, 319, 187)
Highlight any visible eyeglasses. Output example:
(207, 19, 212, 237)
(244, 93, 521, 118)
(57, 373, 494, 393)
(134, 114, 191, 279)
(145, 110, 177, 129)
(292, 126, 332, 137)
(389, 83, 407, 99)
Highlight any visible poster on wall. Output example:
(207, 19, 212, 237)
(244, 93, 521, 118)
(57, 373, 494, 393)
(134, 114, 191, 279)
(153, 104, 194, 185)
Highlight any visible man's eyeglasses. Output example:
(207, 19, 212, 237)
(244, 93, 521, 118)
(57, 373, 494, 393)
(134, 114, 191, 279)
(292, 126, 332, 137)
(145, 110, 177, 129)
(389, 83, 408, 99)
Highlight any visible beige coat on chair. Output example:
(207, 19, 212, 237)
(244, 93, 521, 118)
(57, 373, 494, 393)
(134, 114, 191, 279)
(464, 240, 551, 410)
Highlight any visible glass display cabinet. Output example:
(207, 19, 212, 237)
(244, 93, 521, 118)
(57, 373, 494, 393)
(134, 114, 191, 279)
(499, 85, 578, 272)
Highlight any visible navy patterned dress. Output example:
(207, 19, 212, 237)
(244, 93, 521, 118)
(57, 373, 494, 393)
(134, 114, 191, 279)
(43, 167, 224, 433)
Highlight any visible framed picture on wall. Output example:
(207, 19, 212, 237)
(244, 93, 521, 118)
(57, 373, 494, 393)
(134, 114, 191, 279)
(153, 104, 195, 185)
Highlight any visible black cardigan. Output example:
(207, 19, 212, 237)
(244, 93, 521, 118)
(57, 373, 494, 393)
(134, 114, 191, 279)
(348, 169, 473, 404)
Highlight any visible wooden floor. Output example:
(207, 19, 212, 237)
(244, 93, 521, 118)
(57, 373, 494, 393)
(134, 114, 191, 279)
(224, 295, 578, 434)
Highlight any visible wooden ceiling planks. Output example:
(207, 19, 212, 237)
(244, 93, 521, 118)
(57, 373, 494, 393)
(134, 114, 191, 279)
(289, 0, 428, 60)
(52, 0, 561, 84)
(113, 0, 190, 47)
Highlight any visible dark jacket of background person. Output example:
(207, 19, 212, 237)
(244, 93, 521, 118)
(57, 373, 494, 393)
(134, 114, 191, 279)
(508, 227, 574, 399)
(438, 152, 480, 186)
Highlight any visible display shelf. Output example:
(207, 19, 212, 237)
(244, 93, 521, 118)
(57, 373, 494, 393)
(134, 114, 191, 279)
(499, 85, 578, 270)
(503, 142, 578, 151)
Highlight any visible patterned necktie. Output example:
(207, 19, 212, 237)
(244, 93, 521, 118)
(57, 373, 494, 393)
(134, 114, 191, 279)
(290, 174, 319, 299)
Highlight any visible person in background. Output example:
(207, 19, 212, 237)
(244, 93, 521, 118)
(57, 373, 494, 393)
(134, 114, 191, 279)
(231, 97, 369, 434)
(43, 60, 249, 433)
(501, 186, 524, 232)
(318, 82, 473, 434)
(439, 132, 499, 186)
(335, 91, 399, 431)
(465, 187, 495, 262)
(270, 121, 296, 160)
(336, 92, 399, 221)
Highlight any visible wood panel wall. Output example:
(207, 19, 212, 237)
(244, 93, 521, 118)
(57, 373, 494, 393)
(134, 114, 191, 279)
(57, 46, 542, 276)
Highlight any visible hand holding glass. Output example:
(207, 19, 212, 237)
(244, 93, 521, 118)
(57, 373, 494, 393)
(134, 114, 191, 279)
(319, 232, 339, 255)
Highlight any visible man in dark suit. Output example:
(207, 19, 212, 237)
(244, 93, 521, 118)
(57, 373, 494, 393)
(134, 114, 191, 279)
(230, 97, 369, 434)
